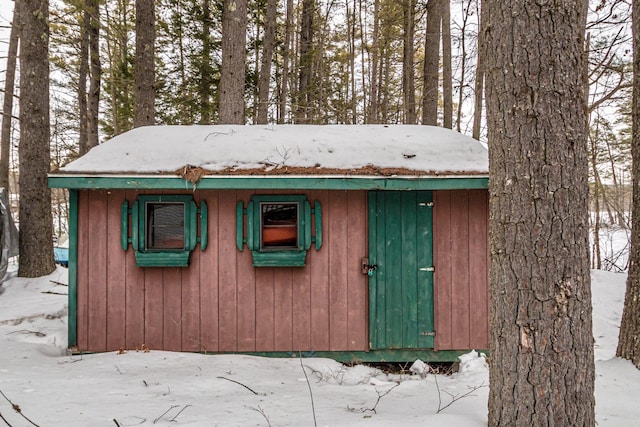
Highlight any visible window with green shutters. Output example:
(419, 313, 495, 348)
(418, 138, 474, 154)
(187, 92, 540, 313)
(121, 195, 208, 267)
(236, 195, 322, 267)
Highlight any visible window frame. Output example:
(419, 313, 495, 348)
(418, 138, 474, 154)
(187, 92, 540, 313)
(237, 194, 321, 267)
(122, 194, 207, 267)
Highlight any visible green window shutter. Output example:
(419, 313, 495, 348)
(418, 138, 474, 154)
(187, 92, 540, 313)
(131, 200, 139, 251)
(247, 200, 256, 251)
(313, 200, 322, 250)
(236, 201, 244, 251)
(187, 200, 198, 251)
(303, 200, 312, 250)
(121, 200, 129, 250)
(199, 201, 208, 250)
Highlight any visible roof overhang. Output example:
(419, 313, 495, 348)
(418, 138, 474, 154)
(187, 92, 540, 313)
(48, 174, 489, 191)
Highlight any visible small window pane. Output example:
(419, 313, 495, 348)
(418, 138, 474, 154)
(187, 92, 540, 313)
(146, 203, 185, 250)
(261, 203, 298, 249)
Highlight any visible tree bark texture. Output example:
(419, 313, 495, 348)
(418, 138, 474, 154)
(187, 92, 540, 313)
(219, 0, 248, 124)
(472, 0, 485, 140)
(616, 0, 640, 369)
(485, 1, 595, 426)
(78, 9, 89, 155)
(87, 0, 101, 147)
(134, 0, 155, 127)
(1, 0, 20, 190)
(295, 0, 315, 124)
(19, 0, 56, 277)
(441, 0, 452, 129)
(402, 0, 416, 124)
(422, 0, 440, 126)
(256, 0, 277, 124)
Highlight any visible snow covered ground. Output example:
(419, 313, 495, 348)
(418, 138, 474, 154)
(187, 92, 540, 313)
(0, 264, 638, 426)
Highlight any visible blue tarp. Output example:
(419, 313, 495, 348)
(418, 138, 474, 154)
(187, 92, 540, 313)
(54, 247, 69, 267)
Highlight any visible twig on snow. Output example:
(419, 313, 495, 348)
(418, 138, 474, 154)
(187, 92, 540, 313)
(153, 405, 179, 424)
(112, 419, 121, 427)
(169, 405, 191, 422)
(0, 389, 39, 426)
(248, 405, 272, 427)
(217, 376, 259, 395)
(299, 352, 318, 427)
(49, 280, 68, 287)
(348, 382, 400, 414)
(434, 375, 487, 414)
(0, 410, 13, 427)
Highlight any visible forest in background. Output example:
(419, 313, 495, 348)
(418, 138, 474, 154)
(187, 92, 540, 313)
(0, 0, 634, 270)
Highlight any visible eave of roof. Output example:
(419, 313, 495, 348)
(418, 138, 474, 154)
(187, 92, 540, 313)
(48, 174, 489, 191)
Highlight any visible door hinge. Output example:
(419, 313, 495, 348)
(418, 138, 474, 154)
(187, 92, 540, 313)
(419, 266, 435, 272)
(419, 201, 434, 207)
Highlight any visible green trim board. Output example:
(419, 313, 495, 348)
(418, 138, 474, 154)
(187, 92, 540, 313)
(68, 190, 79, 349)
(209, 349, 488, 363)
(49, 175, 488, 191)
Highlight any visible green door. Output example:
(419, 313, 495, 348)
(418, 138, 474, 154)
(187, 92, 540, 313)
(368, 191, 435, 349)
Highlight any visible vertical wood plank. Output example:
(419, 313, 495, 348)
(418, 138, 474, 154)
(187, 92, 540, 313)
(292, 265, 312, 350)
(433, 191, 453, 350)
(328, 191, 349, 350)
(163, 267, 182, 351)
(346, 191, 367, 350)
(416, 191, 435, 348)
(274, 268, 293, 350)
(87, 191, 108, 351)
(236, 190, 256, 351)
(401, 192, 419, 348)
(124, 191, 146, 350)
(200, 192, 219, 352)
(469, 190, 489, 348)
(218, 191, 238, 351)
(182, 249, 201, 351)
(450, 190, 471, 349)
(106, 190, 127, 351)
(310, 190, 330, 349)
(255, 268, 275, 350)
(144, 268, 164, 349)
(384, 192, 403, 348)
(76, 191, 89, 351)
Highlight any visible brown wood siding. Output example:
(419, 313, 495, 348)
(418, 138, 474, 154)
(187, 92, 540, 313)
(433, 189, 489, 350)
(75, 189, 369, 353)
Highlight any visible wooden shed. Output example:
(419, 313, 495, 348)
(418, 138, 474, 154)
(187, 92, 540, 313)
(48, 125, 489, 362)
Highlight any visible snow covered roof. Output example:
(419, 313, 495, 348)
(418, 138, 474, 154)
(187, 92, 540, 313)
(54, 125, 488, 178)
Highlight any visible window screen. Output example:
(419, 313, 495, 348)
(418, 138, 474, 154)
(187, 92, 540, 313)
(146, 202, 185, 250)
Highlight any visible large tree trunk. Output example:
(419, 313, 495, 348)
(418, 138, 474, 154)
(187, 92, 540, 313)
(134, 0, 155, 127)
(256, 0, 277, 124)
(402, 0, 416, 124)
(278, 0, 294, 124)
(1, 0, 20, 190)
(368, 0, 380, 124)
(295, 0, 315, 124)
(198, 0, 214, 124)
(617, 0, 640, 369)
(441, 0, 452, 129)
(19, 0, 56, 277)
(485, 1, 595, 425)
(87, 0, 101, 147)
(78, 8, 90, 155)
(472, 0, 485, 140)
(422, 0, 440, 126)
(219, 0, 247, 124)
